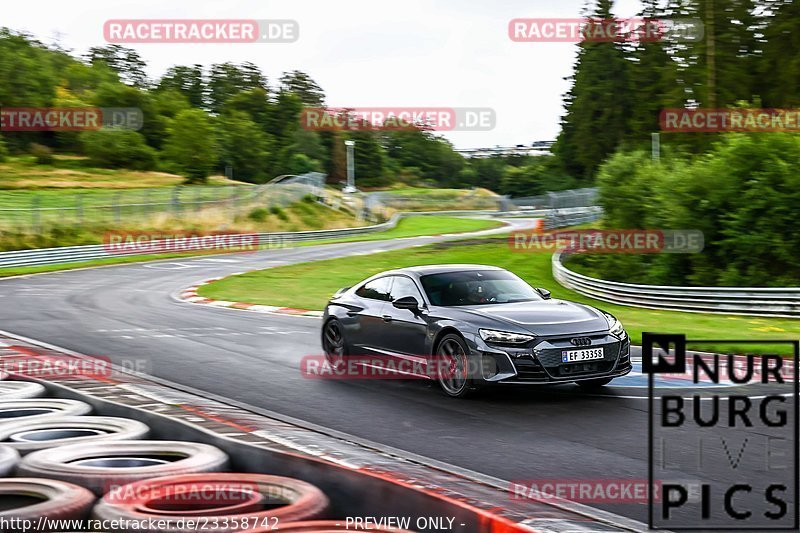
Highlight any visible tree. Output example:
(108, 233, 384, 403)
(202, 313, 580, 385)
(157, 65, 206, 108)
(86, 45, 148, 88)
(162, 109, 217, 183)
(625, 0, 682, 143)
(279, 70, 325, 106)
(553, 0, 633, 180)
(92, 82, 167, 149)
(287, 153, 321, 175)
(216, 111, 273, 183)
(759, 0, 800, 107)
(347, 129, 387, 187)
(207, 62, 267, 113)
(80, 129, 157, 170)
(499, 156, 575, 197)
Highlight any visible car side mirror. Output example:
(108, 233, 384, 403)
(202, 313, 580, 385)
(536, 288, 551, 300)
(392, 296, 420, 310)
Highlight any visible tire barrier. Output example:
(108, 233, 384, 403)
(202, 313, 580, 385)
(0, 478, 95, 526)
(0, 332, 642, 533)
(0, 398, 93, 426)
(18, 440, 231, 495)
(245, 521, 414, 533)
(0, 381, 46, 399)
(92, 473, 329, 532)
(0, 444, 19, 476)
(0, 416, 150, 455)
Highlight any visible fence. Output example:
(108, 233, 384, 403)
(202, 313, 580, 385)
(0, 213, 401, 269)
(552, 251, 800, 318)
(367, 189, 504, 212)
(0, 173, 327, 233)
(507, 188, 599, 211)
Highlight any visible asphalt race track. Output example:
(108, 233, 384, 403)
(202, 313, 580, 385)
(0, 219, 795, 525)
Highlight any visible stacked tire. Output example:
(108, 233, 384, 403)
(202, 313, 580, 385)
(0, 379, 334, 532)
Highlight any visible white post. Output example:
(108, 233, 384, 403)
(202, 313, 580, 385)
(343, 140, 356, 193)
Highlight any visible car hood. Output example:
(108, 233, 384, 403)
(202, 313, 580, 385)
(456, 299, 609, 336)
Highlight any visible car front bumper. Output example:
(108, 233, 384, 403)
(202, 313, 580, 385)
(469, 332, 632, 385)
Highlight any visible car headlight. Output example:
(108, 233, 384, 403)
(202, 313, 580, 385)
(605, 314, 626, 339)
(479, 329, 536, 344)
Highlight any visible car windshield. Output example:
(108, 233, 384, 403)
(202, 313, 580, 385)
(420, 270, 542, 306)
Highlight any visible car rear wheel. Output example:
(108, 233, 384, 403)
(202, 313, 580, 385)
(576, 377, 614, 388)
(322, 319, 346, 370)
(436, 334, 478, 398)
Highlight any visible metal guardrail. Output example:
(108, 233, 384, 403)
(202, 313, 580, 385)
(553, 251, 800, 318)
(0, 214, 403, 269)
(0, 202, 602, 270)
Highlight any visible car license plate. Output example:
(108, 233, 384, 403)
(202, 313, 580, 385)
(561, 348, 604, 363)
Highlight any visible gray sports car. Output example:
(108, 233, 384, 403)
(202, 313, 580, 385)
(321, 264, 631, 397)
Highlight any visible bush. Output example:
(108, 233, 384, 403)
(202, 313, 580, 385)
(29, 143, 54, 165)
(163, 109, 217, 184)
(80, 129, 157, 170)
(589, 134, 800, 287)
(0, 136, 8, 162)
(269, 205, 288, 221)
(248, 207, 269, 222)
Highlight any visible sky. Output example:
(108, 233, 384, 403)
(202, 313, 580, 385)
(4, 0, 643, 148)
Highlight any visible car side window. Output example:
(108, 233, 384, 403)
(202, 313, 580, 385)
(355, 277, 392, 301)
(388, 276, 424, 302)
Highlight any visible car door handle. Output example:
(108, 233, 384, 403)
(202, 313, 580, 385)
(382, 315, 393, 322)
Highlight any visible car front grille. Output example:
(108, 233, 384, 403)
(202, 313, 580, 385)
(511, 356, 548, 382)
(511, 334, 628, 380)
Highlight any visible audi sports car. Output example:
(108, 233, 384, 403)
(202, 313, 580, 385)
(321, 265, 631, 397)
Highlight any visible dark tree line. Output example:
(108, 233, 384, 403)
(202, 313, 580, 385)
(554, 0, 800, 180)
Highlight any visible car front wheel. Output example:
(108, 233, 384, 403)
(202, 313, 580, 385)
(436, 334, 479, 398)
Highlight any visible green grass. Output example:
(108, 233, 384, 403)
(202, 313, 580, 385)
(372, 187, 500, 211)
(0, 155, 239, 189)
(198, 238, 800, 355)
(300, 216, 502, 246)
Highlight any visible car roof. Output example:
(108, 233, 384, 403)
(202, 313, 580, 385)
(380, 264, 505, 277)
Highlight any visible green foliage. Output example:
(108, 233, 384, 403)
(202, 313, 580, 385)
(29, 143, 54, 165)
(588, 134, 800, 286)
(279, 70, 325, 106)
(162, 109, 217, 184)
(207, 62, 267, 114)
(86, 45, 148, 88)
(216, 110, 273, 183)
(0, 136, 8, 162)
(499, 156, 575, 197)
(287, 153, 321, 175)
(269, 205, 288, 220)
(248, 207, 269, 222)
(80, 129, 157, 170)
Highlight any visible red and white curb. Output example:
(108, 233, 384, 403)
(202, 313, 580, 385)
(178, 276, 324, 318)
